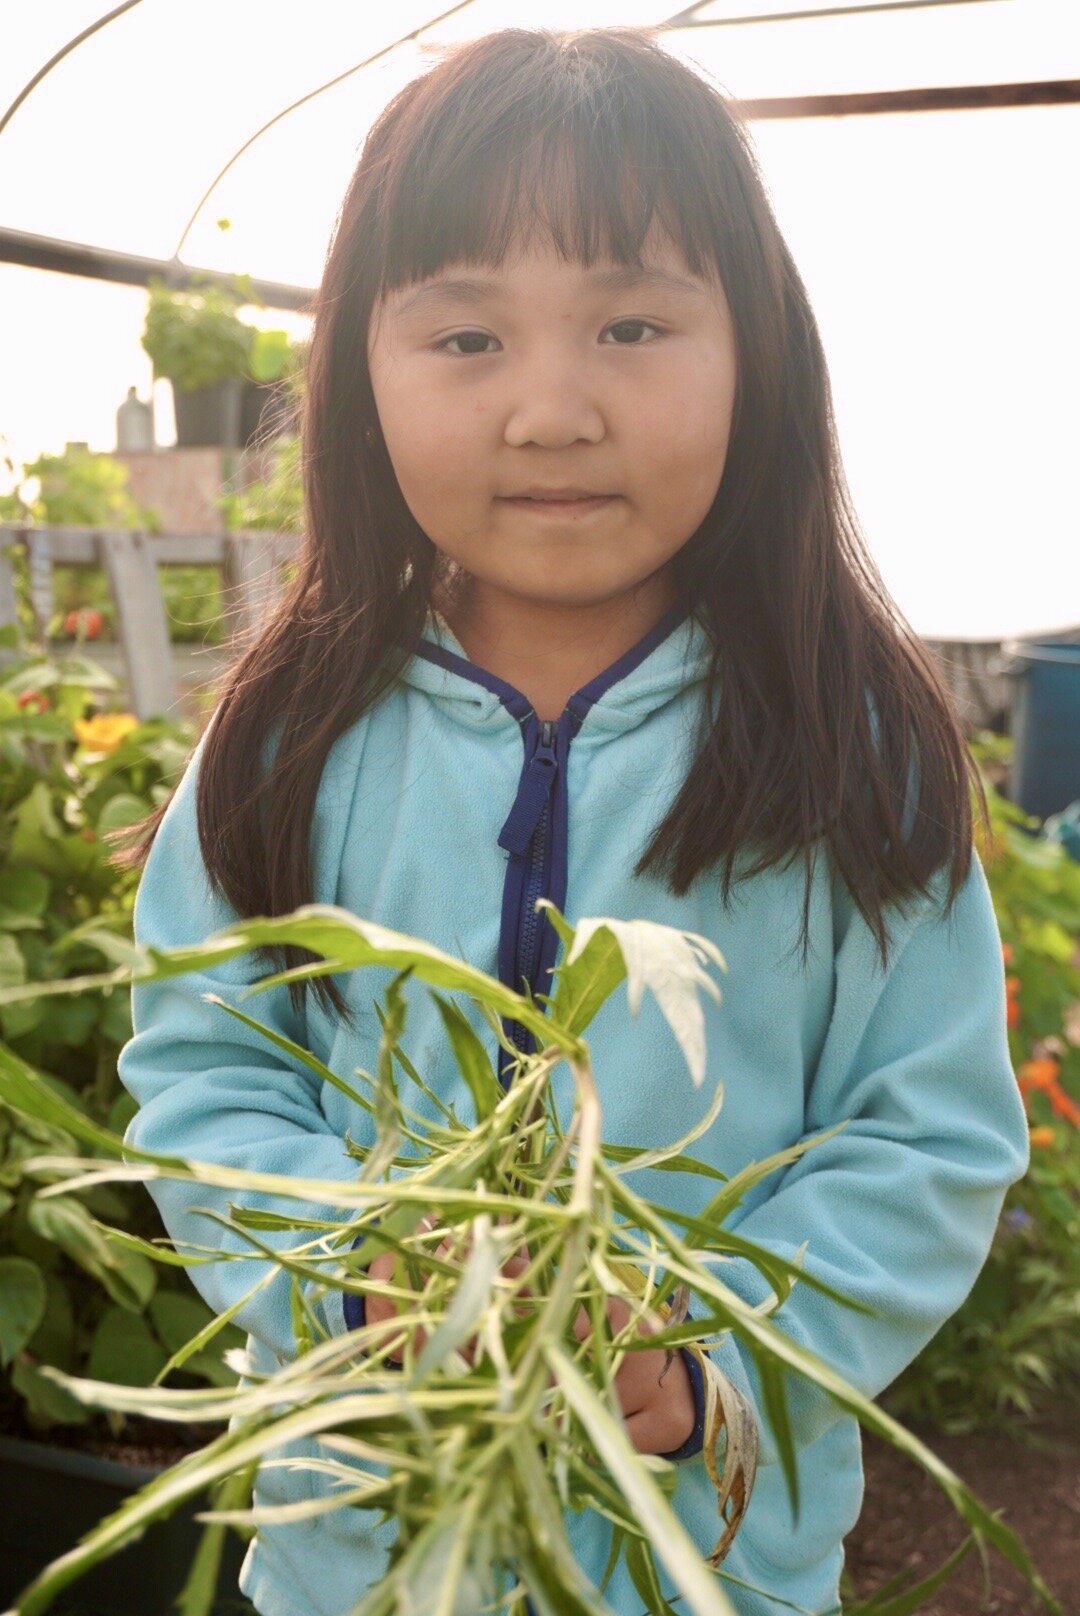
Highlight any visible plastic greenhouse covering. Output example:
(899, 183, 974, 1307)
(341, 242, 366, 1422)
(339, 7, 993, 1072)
(2, 0, 1078, 638)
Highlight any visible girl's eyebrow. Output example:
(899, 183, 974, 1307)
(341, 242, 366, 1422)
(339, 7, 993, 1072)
(394, 264, 709, 319)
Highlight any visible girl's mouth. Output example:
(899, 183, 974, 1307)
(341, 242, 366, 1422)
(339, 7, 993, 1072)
(498, 495, 619, 518)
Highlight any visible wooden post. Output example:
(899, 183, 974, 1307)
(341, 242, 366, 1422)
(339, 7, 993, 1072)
(97, 529, 177, 719)
(224, 529, 284, 640)
(0, 530, 19, 645)
(25, 530, 53, 643)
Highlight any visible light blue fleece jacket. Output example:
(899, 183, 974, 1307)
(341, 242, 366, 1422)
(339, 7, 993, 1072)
(119, 603, 1030, 1616)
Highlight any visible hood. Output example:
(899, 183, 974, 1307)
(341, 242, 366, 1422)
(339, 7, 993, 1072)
(398, 602, 715, 738)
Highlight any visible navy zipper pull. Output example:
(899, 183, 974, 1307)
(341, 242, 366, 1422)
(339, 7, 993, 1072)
(498, 719, 559, 857)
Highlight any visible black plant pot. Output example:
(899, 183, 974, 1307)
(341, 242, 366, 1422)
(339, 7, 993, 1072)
(0, 1435, 253, 1616)
(172, 377, 243, 449)
(240, 379, 295, 448)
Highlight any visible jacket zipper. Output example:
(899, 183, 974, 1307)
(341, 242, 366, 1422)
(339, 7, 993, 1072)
(497, 716, 561, 1055)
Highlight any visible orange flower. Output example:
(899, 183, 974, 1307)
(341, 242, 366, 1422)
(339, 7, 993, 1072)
(1029, 1126, 1055, 1148)
(1017, 1058, 1061, 1092)
(1007, 998, 1021, 1030)
(1048, 1087, 1080, 1127)
(1002, 943, 1014, 966)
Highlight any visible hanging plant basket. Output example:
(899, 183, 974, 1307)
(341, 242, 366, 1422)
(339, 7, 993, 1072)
(172, 377, 243, 450)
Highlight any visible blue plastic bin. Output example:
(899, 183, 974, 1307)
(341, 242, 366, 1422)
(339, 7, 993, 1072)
(999, 639, 1080, 821)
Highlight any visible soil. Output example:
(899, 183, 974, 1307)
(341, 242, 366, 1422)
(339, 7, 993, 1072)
(843, 1403, 1080, 1615)
(3, 1393, 1077, 1614)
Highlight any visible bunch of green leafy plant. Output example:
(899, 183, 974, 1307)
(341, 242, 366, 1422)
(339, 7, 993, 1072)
(0, 904, 1063, 1616)
(142, 274, 257, 394)
(0, 629, 247, 1432)
(880, 734, 1080, 1438)
(0, 445, 162, 645)
(156, 565, 229, 647)
(217, 434, 303, 536)
(881, 1130, 1080, 1441)
(248, 328, 294, 386)
(0, 445, 161, 532)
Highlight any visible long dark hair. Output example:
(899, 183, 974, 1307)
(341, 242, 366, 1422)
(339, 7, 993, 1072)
(109, 26, 988, 1025)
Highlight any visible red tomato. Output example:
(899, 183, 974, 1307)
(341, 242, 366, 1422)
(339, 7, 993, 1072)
(63, 607, 105, 639)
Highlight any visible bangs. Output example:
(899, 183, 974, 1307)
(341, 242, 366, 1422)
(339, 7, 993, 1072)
(370, 30, 730, 295)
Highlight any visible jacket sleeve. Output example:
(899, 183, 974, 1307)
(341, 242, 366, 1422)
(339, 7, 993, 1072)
(118, 725, 363, 1366)
(687, 847, 1030, 1470)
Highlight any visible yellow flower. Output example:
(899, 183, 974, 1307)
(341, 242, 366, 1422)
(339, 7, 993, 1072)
(1028, 1125, 1056, 1148)
(74, 713, 140, 754)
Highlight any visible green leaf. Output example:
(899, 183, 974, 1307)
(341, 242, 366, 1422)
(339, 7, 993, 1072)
(544, 917, 626, 1040)
(37, 993, 100, 1046)
(431, 993, 503, 1122)
(87, 1305, 170, 1386)
(10, 780, 63, 862)
(174, 1464, 257, 1616)
(11, 1352, 92, 1426)
(0, 713, 70, 743)
(202, 992, 371, 1111)
(0, 905, 576, 1061)
(180, 1346, 242, 1389)
(0, 1256, 47, 1366)
(25, 1269, 77, 1369)
(845, 1539, 976, 1615)
(0, 868, 49, 925)
(546, 1342, 738, 1616)
(50, 919, 141, 969)
(409, 1214, 501, 1381)
(0, 932, 26, 990)
(96, 792, 149, 833)
(1017, 916, 1078, 963)
(26, 1193, 157, 1310)
(99, 988, 133, 1044)
(541, 902, 726, 1087)
(148, 1289, 220, 1354)
(0, 996, 43, 1039)
(0, 1037, 136, 1159)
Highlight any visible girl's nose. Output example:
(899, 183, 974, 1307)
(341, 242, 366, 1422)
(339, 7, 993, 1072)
(502, 362, 606, 449)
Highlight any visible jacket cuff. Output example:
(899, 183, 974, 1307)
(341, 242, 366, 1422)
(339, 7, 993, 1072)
(655, 1335, 706, 1461)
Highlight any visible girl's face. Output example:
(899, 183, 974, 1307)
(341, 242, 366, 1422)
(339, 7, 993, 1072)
(366, 228, 738, 619)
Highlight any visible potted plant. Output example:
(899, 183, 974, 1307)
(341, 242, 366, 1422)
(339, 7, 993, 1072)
(142, 275, 256, 450)
(240, 328, 301, 449)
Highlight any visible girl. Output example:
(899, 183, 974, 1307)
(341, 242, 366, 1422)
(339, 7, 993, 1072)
(114, 26, 1030, 1616)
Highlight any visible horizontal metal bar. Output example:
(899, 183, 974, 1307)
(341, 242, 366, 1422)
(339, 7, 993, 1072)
(0, 228, 315, 311)
(731, 80, 1080, 119)
(663, 0, 1002, 30)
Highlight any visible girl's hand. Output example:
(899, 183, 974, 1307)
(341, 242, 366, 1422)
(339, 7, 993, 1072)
(363, 1213, 534, 1366)
(364, 1224, 695, 1455)
(568, 1294, 698, 1456)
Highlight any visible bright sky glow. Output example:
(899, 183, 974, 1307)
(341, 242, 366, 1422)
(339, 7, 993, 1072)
(1, 0, 1077, 638)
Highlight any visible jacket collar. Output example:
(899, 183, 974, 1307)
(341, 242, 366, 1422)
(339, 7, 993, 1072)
(399, 602, 714, 737)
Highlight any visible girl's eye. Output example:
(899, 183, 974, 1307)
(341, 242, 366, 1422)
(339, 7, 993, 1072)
(602, 319, 663, 345)
(434, 330, 499, 356)
(433, 319, 664, 356)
